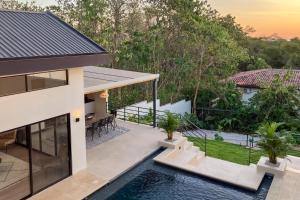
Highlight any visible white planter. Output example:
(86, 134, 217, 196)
(257, 156, 287, 176)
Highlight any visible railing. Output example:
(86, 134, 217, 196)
(108, 104, 208, 155)
(108, 104, 300, 166)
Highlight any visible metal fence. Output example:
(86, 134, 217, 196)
(108, 104, 300, 166)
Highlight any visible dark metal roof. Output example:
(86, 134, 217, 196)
(0, 10, 106, 59)
(0, 10, 110, 76)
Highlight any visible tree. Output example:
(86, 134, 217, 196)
(159, 112, 179, 141)
(0, 0, 42, 11)
(250, 72, 300, 123)
(257, 122, 291, 164)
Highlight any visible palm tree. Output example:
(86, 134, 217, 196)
(256, 122, 290, 164)
(159, 112, 179, 141)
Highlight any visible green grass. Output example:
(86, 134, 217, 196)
(188, 137, 300, 165)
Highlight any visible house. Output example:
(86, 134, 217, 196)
(228, 69, 300, 102)
(0, 10, 159, 200)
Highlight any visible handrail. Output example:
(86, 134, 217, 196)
(108, 104, 208, 156)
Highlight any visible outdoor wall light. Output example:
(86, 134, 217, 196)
(99, 90, 109, 99)
(74, 111, 81, 122)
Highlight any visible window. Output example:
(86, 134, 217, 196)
(0, 75, 26, 96)
(0, 114, 71, 199)
(0, 70, 68, 97)
(0, 127, 31, 200)
(31, 115, 70, 193)
(27, 70, 67, 91)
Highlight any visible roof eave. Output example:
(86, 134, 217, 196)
(0, 53, 110, 76)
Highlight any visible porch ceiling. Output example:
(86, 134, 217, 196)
(84, 66, 159, 94)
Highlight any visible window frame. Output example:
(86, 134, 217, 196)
(0, 113, 72, 199)
(0, 69, 69, 97)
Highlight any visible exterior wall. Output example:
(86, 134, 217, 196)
(85, 92, 107, 117)
(0, 67, 86, 173)
(117, 99, 191, 116)
(240, 87, 259, 102)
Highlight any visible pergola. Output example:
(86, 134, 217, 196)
(83, 66, 159, 127)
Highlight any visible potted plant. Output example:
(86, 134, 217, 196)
(159, 112, 179, 141)
(256, 122, 292, 165)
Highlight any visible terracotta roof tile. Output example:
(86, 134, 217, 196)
(228, 69, 300, 88)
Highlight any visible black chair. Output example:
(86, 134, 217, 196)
(86, 121, 101, 141)
(110, 110, 117, 128)
(98, 118, 108, 134)
(107, 115, 115, 130)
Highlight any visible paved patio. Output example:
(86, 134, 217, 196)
(28, 120, 300, 200)
(86, 120, 165, 182)
(29, 120, 165, 200)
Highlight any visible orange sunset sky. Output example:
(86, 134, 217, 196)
(30, 0, 300, 39)
(208, 0, 300, 39)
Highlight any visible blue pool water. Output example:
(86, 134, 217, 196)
(87, 149, 273, 200)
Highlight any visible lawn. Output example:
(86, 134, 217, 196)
(188, 137, 300, 165)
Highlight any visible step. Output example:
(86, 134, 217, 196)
(166, 150, 199, 166)
(183, 141, 193, 150)
(154, 148, 265, 191)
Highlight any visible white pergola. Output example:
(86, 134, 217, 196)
(84, 66, 159, 94)
(83, 66, 159, 127)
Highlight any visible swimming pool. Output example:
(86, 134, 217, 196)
(86, 149, 273, 200)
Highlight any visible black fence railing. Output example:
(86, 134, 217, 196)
(108, 104, 300, 166)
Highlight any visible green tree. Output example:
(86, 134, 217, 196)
(250, 72, 300, 123)
(257, 122, 291, 164)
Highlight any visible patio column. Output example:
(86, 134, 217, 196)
(152, 78, 158, 128)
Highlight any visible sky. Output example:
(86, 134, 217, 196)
(207, 0, 300, 39)
(24, 0, 300, 39)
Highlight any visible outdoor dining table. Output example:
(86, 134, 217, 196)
(85, 113, 113, 127)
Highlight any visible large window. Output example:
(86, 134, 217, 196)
(0, 70, 68, 97)
(0, 114, 71, 200)
(0, 76, 26, 96)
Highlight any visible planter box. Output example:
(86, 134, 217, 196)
(257, 156, 287, 176)
(159, 135, 185, 150)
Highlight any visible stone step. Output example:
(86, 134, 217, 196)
(183, 141, 193, 150)
(167, 149, 199, 166)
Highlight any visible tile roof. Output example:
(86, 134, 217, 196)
(228, 69, 300, 89)
(0, 10, 106, 60)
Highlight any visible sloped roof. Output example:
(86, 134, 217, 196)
(0, 10, 109, 76)
(228, 69, 300, 89)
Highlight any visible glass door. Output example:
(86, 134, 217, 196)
(0, 127, 31, 200)
(30, 114, 71, 193)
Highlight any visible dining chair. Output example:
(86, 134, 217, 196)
(98, 118, 108, 134)
(107, 115, 115, 131)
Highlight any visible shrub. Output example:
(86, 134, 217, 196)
(256, 122, 292, 164)
(159, 112, 179, 140)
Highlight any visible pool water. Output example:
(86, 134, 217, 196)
(87, 149, 273, 200)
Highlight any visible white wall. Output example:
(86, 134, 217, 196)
(240, 87, 259, 102)
(0, 67, 86, 174)
(117, 99, 191, 117)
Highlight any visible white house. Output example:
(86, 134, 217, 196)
(0, 10, 159, 200)
(228, 69, 300, 102)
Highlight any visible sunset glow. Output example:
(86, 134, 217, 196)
(208, 0, 300, 39)
(28, 0, 300, 39)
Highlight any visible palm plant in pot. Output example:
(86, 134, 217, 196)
(256, 122, 292, 165)
(159, 112, 179, 141)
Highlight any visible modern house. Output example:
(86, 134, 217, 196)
(228, 68, 300, 102)
(0, 10, 159, 200)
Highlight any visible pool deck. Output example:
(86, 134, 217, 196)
(154, 136, 265, 191)
(29, 120, 165, 200)
(29, 120, 300, 200)
(266, 155, 300, 200)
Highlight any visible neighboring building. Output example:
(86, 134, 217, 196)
(0, 10, 159, 200)
(228, 69, 300, 102)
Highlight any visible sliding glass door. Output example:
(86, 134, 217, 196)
(0, 114, 71, 199)
(31, 115, 70, 193)
(0, 127, 31, 200)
